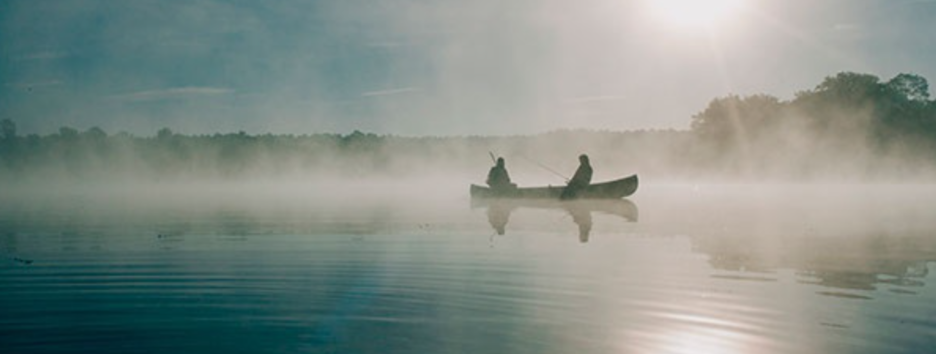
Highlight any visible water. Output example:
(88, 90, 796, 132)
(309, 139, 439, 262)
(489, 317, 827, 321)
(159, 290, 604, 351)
(2, 183, 935, 353)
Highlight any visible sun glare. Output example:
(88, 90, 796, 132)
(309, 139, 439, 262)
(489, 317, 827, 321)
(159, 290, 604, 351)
(647, 0, 744, 30)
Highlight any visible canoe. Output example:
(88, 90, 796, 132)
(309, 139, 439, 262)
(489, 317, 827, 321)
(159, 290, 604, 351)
(470, 174, 638, 199)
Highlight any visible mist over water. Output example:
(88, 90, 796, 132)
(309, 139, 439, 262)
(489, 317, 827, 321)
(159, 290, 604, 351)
(2, 180, 936, 353)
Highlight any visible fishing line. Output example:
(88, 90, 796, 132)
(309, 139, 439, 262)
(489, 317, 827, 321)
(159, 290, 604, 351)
(516, 154, 569, 182)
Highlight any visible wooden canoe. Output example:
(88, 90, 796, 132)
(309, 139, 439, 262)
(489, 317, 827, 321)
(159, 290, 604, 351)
(470, 174, 638, 199)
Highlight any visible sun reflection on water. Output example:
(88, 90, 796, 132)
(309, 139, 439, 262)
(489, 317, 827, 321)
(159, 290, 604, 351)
(622, 311, 773, 354)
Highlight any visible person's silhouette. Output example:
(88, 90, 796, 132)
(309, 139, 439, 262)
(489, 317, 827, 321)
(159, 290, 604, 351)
(561, 154, 592, 200)
(486, 157, 516, 192)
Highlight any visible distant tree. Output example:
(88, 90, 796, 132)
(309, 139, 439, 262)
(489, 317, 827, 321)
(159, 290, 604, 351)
(867, 73, 936, 149)
(341, 130, 382, 152)
(0, 119, 18, 172)
(812, 72, 882, 103)
(690, 94, 784, 147)
(788, 72, 887, 138)
(58, 126, 79, 140)
(157, 127, 174, 140)
(1, 119, 15, 140)
(886, 73, 930, 102)
(84, 126, 107, 140)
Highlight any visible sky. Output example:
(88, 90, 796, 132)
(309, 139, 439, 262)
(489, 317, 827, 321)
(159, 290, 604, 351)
(2, 0, 936, 136)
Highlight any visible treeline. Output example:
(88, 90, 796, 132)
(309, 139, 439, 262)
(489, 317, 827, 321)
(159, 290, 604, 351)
(0, 122, 688, 182)
(690, 72, 936, 178)
(2, 71, 936, 182)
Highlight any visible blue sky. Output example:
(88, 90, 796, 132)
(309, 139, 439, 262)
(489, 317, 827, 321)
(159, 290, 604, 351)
(2, 0, 936, 136)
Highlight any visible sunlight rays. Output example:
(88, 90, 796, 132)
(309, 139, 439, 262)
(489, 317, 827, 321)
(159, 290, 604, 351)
(646, 0, 745, 30)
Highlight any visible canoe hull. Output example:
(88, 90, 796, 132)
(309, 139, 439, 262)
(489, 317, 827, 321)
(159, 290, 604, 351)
(470, 174, 638, 199)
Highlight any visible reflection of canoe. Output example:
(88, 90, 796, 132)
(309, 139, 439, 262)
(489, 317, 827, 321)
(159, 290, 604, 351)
(471, 198, 639, 222)
(470, 174, 638, 199)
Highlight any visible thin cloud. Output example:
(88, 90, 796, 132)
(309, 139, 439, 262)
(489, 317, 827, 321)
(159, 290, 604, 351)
(361, 87, 420, 97)
(109, 87, 234, 102)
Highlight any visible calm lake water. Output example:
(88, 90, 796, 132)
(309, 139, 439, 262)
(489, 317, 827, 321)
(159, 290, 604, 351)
(2, 183, 935, 353)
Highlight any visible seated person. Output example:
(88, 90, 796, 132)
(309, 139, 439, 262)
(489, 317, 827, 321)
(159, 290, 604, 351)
(561, 154, 592, 200)
(486, 157, 516, 191)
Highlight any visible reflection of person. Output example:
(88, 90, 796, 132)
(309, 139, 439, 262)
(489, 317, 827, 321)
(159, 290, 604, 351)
(477, 199, 636, 242)
(561, 154, 593, 200)
(566, 203, 593, 243)
(486, 202, 513, 235)
(486, 157, 516, 192)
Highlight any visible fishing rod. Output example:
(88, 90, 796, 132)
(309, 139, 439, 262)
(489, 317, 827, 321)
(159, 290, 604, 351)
(516, 154, 569, 182)
(488, 151, 568, 182)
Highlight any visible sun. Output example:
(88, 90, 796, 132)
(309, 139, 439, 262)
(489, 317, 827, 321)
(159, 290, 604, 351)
(646, 0, 745, 30)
